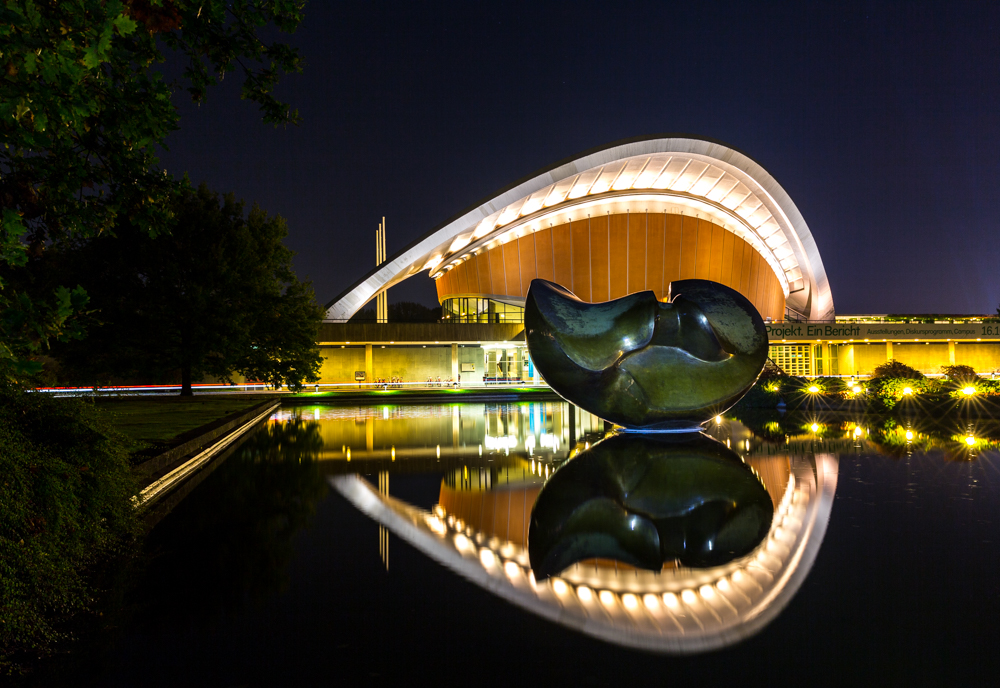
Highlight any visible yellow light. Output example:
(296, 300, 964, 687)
(504, 561, 520, 578)
(643, 593, 659, 610)
(346, 447, 351, 461)
(902, 387, 913, 395)
(552, 578, 568, 595)
(599, 590, 616, 607)
(480, 548, 496, 568)
(852, 385, 862, 394)
(391, 446, 395, 461)
(854, 426, 863, 437)
(811, 423, 819, 432)
(577, 586, 594, 603)
(681, 589, 697, 605)
(622, 593, 639, 610)
(436, 445, 441, 457)
(963, 386, 976, 396)
(662, 592, 679, 608)
(808, 385, 819, 393)
(905, 430, 913, 440)
(966, 436, 976, 446)
(715, 415, 722, 424)
(699, 585, 715, 599)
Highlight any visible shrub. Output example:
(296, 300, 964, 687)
(871, 360, 924, 380)
(941, 364, 979, 385)
(0, 385, 139, 672)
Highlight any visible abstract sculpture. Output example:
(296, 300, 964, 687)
(524, 278, 769, 430)
(528, 432, 774, 579)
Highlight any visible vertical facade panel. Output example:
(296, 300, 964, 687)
(502, 240, 521, 297)
(435, 275, 446, 303)
(730, 238, 745, 293)
(663, 213, 683, 293)
(571, 219, 592, 300)
(679, 216, 699, 280)
(627, 212, 647, 294)
(489, 245, 507, 296)
(534, 228, 555, 282)
(695, 219, 714, 278)
(747, 251, 761, 304)
(708, 223, 725, 282)
(720, 230, 736, 288)
(552, 223, 572, 288)
(517, 234, 537, 290)
(740, 240, 754, 294)
(590, 214, 610, 302)
(466, 250, 481, 294)
(608, 214, 629, 298)
(646, 212, 665, 300)
(456, 260, 470, 294)
(476, 251, 493, 295)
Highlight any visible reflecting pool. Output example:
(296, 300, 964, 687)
(32, 402, 1000, 686)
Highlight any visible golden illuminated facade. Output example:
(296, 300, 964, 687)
(434, 212, 786, 322)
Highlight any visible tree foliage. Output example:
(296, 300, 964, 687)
(940, 364, 978, 383)
(0, 0, 305, 381)
(0, 382, 139, 670)
(49, 182, 323, 394)
(870, 359, 924, 380)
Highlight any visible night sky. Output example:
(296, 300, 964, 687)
(157, 1, 1000, 316)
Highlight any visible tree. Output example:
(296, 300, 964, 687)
(940, 364, 978, 384)
(0, 0, 305, 382)
(870, 359, 924, 380)
(50, 182, 323, 394)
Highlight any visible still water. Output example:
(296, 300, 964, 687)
(38, 402, 1000, 686)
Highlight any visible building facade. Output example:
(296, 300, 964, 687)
(314, 136, 1000, 382)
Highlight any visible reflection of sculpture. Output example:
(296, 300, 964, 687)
(330, 444, 837, 655)
(524, 279, 769, 430)
(528, 433, 773, 579)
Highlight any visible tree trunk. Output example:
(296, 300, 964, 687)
(180, 358, 193, 396)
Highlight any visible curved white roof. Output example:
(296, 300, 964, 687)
(325, 136, 834, 321)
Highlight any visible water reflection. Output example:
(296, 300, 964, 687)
(330, 411, 838, 654)
(528, 433, 774, 578)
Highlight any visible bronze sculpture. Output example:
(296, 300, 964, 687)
(524, 278, 769, 430)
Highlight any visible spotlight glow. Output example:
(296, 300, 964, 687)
(963, 386, 976, 396)
(966, 435, 976, 446)
(811, 423, 819, 432)
(902, 387, 913, 395)
(808, 385, 819, 393)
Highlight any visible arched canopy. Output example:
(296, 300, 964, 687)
(325, 135, 833, 321)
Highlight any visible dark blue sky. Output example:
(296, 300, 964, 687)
(158, 1, 1000, 315)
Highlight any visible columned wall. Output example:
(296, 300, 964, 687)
(434, 212, 786, 321)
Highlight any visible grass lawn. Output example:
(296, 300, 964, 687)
(93, 394, 277, 444)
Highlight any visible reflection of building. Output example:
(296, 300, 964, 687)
(331, 418, 839, 654)
(315, 136, 834, 384)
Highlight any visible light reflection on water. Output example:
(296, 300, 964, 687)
(34, 401, 1000, 686)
